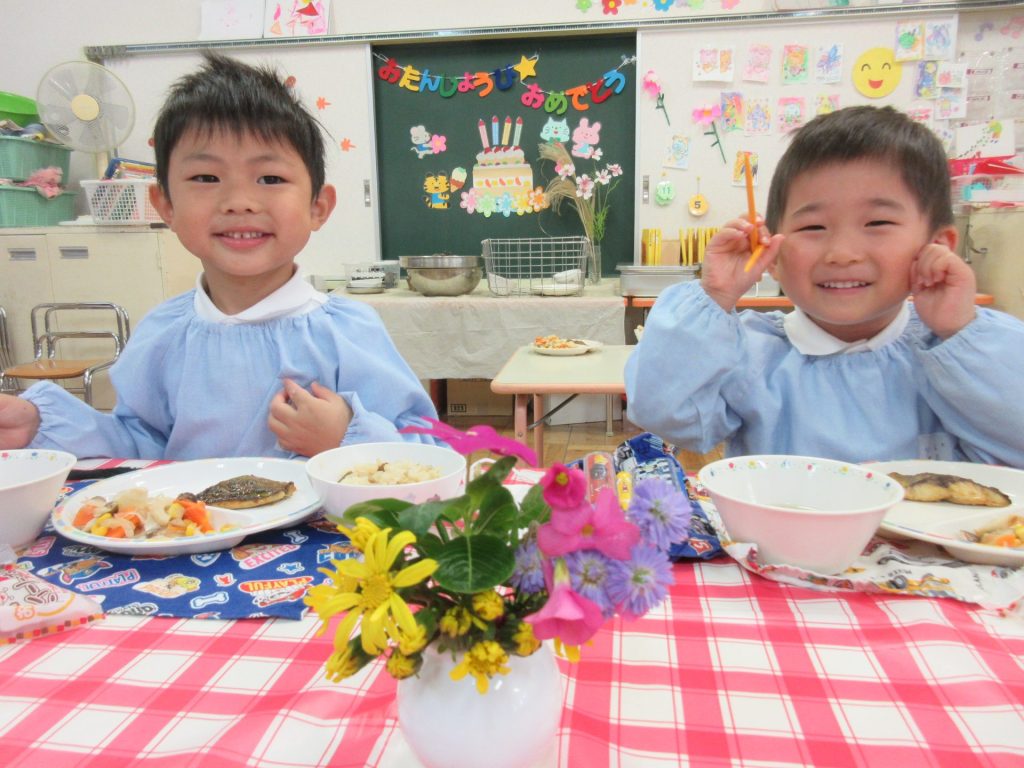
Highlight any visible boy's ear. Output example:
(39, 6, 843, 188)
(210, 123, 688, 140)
(149, 183, 174, 226)
(932, 224, 958, 252)
(310, 184, 337, 231)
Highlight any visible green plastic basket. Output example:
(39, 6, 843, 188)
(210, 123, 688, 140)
(0, 187, 76, 227)
(0, 136, 71, 182)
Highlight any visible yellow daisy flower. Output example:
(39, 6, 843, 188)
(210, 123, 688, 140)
(512, 621, 541, 657)
(305, 527, 438, 657)
(386, 651, 421, 679)
(337, 516, 382, 552)
(472, 590, 505, 621)
(450, 640, 511, 694)
(439, 606, 473, 638)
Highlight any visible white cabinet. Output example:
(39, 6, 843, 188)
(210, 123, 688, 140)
(0, 227, 200, 409)
(965, 208, 1024, 321)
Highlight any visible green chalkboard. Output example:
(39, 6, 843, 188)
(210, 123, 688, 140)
(372, 35, 636, 276)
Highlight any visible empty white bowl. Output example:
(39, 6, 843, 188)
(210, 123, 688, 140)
(697, 455, 904, 574)
(1, 449, 77, 549)
(306, 442, 467, 524)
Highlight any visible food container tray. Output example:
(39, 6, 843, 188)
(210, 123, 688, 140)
(617, 264, 700, 297)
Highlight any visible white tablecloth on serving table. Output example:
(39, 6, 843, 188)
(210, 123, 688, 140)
(337, 280, 625, 380)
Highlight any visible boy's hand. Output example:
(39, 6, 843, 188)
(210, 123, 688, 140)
(0, 394, 40, 449)
(700, 214, 785, 311)
(911, 243, 977, 340)
(268, 379, 352, 457)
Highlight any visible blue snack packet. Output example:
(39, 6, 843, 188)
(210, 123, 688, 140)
(613, 433, 723, 561)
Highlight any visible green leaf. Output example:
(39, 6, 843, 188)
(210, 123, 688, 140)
(433, 534, 516, 593)
(471, 485, 519, 538)
(517, 484, 551, 527)
(416, 531, 444, 559)
(340, 499, 410, 528)
(397, 499, 455, 537)
(466, 456, 516, 500)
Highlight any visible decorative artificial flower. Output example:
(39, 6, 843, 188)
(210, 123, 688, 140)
(459, 189, 478, 214)
(539, 139, 623, 247)
(642, 70, 663, 99)
(429, 134, 447, 154)
(602, 0, 621, 15)
(307, 420, 682, 694)
(693, 103, 722, 126)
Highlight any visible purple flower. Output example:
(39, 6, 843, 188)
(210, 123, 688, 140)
(565, 549, 615, 616)
(628, 478, 692, 551)
(510, 539, 546, 594)
(400, 417, 537, 466)
(606, 542, 675, 620)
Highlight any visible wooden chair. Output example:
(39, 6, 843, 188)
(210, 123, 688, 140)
(0, 306, 16, 394)
(0, 302, 131, 405)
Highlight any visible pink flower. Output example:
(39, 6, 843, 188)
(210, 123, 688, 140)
(642, 70, 663, 99)
(601, 0, 620, 15)
(400, 417, 537, 465)
(459, 190, 478, 214)
(429, 134, 447, 154)
(692, 104, 722, 126)
(540, 464, 587, 509)
(575, 174, 595, 200)
(537, 486, 640, 559)
(524, 565, 605, 645)
(595, 169, 612, 185)
(555, 160, 575, 179)
(607, 163, 623, 177)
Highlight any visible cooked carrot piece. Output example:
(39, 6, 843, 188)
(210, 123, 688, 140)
(179, 499, 213, 533)
(73, 505, 98, 528)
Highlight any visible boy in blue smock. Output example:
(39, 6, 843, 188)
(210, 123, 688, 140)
(0, 53, 438, 460)
(626, 106, 1024, 467)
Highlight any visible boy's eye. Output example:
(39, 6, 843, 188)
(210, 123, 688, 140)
(866, 220, 895, 227)
(258, 175, 286, 185)
(189, 174, 218, 183)
(796, 224, 825, 232)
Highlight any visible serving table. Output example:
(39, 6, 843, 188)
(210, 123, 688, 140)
(2, 559, 1021, 767)
(339, 280, 625, 381)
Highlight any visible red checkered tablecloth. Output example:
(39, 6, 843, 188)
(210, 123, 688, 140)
(1, 559, 1022, 767)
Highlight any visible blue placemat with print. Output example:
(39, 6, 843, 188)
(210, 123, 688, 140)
(15, 480, 355, 620)
(614, 433, 723, 560)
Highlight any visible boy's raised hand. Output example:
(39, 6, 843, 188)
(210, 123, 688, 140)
(0, 394, 40, 449)
(268, 379, 352, 457)
(910, 243, 977, 340)
(701, 214, 785, 312)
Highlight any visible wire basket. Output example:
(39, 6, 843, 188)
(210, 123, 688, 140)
(81, 179, 162, 225)
(481, 236, 593, 297)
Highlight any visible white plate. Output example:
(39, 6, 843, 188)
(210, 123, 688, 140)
(868, 460, 1024, 566)
(530, 283, 582, 297)
(532, 339, 603, 357)
(52, 458, 322, 556)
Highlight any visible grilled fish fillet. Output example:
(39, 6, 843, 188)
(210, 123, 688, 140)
(196, 475, 297, 509)
(889, 472, 1011, 508)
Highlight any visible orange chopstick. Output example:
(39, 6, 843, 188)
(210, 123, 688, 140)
(743, 152, 763, 272)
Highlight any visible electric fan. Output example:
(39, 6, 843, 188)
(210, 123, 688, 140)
(35, 60, 135, 177)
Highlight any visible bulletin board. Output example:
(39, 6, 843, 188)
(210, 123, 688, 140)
(371, 35, 637, 275)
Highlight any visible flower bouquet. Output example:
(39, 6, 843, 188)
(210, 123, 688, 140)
(538, 140, 623, 249)
(305, 419, 691, 694)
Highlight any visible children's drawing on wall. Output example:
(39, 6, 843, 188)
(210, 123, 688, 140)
(720, 91, 743, 133)
(409, 126, 447, 159)
(925, 18, 957, 60)
(265, 0, 329, 37)
(423, 173, 450, 209)
(693, 46, 735, 83)
(664, 135, 691, 170)
(914, 61, 938, 100)
(743, 98, 771, 136)
(744, 44, 772, 83)
(200, 0, 264, 40)
(936, 89, 967, 120)
(572, 118, 602, 159)
(539, 117, 571, 143)
(814, 44, 843, 84)
(781, 45, 809, 85)
(894, 21, 924, 62)
(954, 120, 1014, 159)
(815, 94, 840, 116)
(937, 62, 967, 89)
(731, 150, 758, 187)
(852, 48, 902, 99)
(777, 96, 806, 133)
(906, 106, 933, 125)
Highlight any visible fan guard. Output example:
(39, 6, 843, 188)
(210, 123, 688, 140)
(36, 61, 135, 153)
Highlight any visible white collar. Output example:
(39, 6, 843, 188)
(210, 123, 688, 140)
(194, 267, 327, 324)
(783, 302, 910, 355)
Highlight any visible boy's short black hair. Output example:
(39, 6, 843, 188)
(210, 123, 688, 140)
(152, 52, 326, 198)
(766, 105, 952, 232)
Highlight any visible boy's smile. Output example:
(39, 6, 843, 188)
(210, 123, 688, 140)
(771, 158, 955, 343)
(150, 128, 335, 314)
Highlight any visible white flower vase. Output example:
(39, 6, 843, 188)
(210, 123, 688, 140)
(397, 644, 563, 768)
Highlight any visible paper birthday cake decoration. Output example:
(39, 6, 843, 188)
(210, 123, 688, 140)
(471, 115, 533, 196)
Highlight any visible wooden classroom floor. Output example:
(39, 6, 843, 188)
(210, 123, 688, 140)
(445, 413, 723, 474)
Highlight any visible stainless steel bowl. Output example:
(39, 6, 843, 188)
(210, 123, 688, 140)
(400, 254, 482, 297)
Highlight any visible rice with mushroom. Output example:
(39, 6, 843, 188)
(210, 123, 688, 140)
(338, 460, 442, 486)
